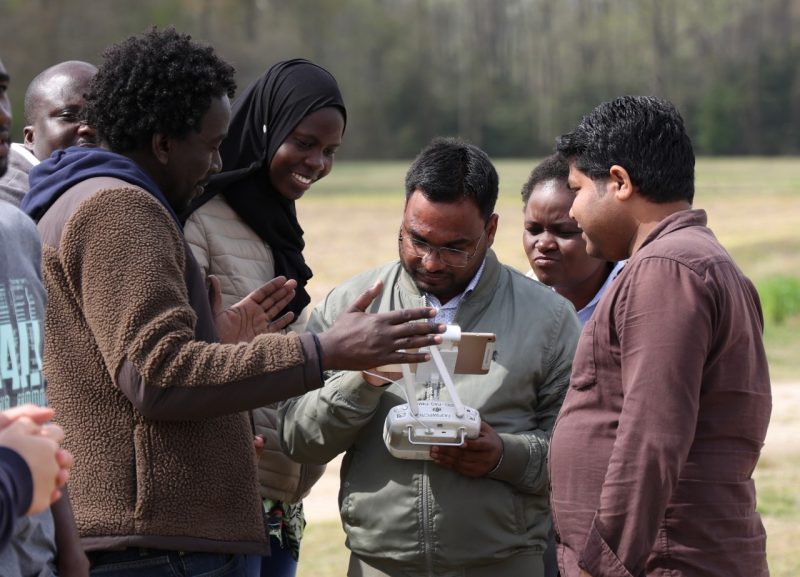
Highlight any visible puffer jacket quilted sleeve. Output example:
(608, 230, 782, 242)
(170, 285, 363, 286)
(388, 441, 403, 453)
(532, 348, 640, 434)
(185, 195, 277, 310)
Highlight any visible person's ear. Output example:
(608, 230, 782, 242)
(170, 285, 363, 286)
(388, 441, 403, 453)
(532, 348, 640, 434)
(609, 165, 634, 201)
(22, 125, 35, 151)
(151, 133, 170, 165)
(485, 213, 499, 247)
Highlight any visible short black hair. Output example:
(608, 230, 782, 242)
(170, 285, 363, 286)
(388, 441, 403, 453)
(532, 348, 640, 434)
(404, 137, 498, 220)
(556, 95, 695, 204)
(520, 153, 569, 205)
(86, 27, 236, 153)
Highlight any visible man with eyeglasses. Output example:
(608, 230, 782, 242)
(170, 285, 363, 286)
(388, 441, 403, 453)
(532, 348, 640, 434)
(280, 137, 581, 577)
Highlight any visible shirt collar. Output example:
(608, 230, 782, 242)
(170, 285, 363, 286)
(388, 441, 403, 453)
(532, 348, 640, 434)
(425, 258, 487, 324)
(576, 260, 626, 325)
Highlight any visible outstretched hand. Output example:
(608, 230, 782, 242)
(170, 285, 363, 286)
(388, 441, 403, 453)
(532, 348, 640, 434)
(429, 421, 503, 477)
(316, 280, 445, 371)
(210, 275, 297, 343)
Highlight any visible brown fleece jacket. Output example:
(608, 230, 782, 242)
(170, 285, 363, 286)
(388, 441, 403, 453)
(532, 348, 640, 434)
(37, 179, 323, 555)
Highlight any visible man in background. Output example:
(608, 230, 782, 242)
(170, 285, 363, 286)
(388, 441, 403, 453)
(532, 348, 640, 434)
(0, 60, 96, 205)
(0, 55, 81, 574)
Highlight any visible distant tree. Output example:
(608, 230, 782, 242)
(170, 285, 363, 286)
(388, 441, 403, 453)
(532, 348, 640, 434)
(0, 0, 797, 156)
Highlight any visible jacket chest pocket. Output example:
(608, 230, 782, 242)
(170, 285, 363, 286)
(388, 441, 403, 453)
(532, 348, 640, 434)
(570, 320, 597, 390)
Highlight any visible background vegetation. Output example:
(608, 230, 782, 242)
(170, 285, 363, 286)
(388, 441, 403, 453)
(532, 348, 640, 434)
(2, 0, 800, 158)
(295, 157, 800, 576)
(299, 158, 800, 377)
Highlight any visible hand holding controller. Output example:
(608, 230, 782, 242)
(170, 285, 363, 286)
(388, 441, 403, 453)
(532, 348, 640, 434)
(429, 421, 504, 477)
(382, 325, 495, 461)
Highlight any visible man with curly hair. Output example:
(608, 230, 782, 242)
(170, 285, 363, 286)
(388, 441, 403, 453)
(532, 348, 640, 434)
(20, 28, 442, 577)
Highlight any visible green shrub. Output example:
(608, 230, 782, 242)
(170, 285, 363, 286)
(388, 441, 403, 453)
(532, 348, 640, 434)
(758, 276, 800, 325)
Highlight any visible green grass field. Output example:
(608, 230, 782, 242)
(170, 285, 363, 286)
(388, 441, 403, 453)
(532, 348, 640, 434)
(294, 157, 800, 576)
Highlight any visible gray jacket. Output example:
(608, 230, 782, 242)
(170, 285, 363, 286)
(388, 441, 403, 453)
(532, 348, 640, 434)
(280, 251, 580, 573)
(0, 144, 35, 206)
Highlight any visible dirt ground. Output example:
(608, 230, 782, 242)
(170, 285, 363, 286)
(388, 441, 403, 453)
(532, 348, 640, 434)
(302, 381, 800, 522)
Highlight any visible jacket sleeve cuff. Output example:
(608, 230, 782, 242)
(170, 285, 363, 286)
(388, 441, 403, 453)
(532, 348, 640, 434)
(298, 332, 325, 392)
(0, 447, 33, 517)
(580, 520, 635, 577)
(332, 370, 387, 409)
(487, 432, 528, 483)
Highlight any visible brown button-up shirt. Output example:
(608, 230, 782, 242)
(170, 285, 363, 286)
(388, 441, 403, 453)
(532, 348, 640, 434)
(549, 209, 771, 577)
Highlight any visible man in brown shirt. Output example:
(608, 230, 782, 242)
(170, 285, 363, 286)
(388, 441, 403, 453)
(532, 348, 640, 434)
(549, 95, 771, 577)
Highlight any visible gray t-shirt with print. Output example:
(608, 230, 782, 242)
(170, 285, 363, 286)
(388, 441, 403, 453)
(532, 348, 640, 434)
(0, 201, 57, 577)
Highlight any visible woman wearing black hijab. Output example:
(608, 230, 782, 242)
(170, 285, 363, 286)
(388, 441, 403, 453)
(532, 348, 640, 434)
(184, 58, 346, 577)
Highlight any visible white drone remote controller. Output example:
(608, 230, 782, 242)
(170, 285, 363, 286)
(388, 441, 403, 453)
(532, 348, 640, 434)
(383, 325, 488, 460)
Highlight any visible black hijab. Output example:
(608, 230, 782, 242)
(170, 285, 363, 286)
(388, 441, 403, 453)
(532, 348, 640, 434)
(188, 58, 346, 318)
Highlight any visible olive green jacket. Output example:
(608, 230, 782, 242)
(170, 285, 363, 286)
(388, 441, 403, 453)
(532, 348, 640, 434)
(280, 251, 580, 573)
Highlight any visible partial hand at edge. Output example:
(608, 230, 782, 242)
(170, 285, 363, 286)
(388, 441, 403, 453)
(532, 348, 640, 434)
(210, 274, 297, 344)
(56, 554, 90, 577)
(51, 487, 91, 577)
(0, 417, 72, 515)
(316, 280, 445, 371)
(253, 434, 265, 462)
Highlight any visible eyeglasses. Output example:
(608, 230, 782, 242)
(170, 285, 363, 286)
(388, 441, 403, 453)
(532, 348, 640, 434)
(398, 229, 486, 268)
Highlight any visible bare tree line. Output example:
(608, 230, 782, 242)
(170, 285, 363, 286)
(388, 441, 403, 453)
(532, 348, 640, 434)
(2, 0, 798, 158)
